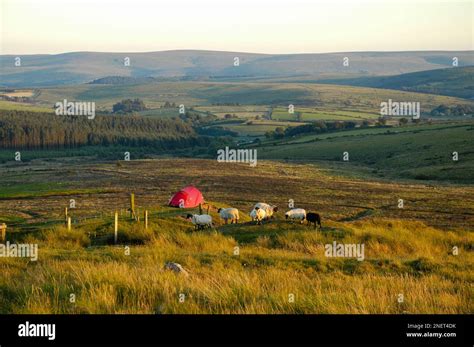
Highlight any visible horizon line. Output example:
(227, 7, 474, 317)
(1, 48, 474, 56)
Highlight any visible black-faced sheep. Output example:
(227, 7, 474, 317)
(254, 203, 278, 220)
(250, 207, 266, 225)
(186, 214, 213, 230)
(285, 208, 306, 223)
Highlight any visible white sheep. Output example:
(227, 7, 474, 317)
(186, 214, 212, 230)
(217, 207, 239, 224)
(285, 208, 306, 223)
(250, 207, 266, 225)
(254, 202, 278, 220)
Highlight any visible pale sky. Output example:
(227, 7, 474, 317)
(1, 0, 473, 54)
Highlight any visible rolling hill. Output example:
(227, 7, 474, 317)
(318, 66, 474, 99)
(1, 50, 473, 87)
(28, 82, 473, 114)
(253, 122, 474, 183)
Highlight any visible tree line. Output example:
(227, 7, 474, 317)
(112, 99, 147, 113)
(430, 104, 474, 117)
(0, 110, 206, 150)
(265, 120, 361, 139)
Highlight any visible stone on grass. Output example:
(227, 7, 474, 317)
(164, 262, 189, 276)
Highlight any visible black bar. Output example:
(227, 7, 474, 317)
(0, 314, 472, 346)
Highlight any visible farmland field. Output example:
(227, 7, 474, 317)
(0, 100, 52, 113)
(193, 105, 268, 118)
(219, 120, 308, 137)
(0, 90, 35, 98)
(271, 107, 380, 121)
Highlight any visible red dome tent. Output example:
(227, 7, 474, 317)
(168, 186, 204, 208)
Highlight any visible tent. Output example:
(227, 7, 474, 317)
(168, 185, 204, 208)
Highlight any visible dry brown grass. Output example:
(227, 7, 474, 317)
(0, 159, 472, 314)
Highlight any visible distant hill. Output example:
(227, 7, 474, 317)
(88, 76, 158, 85)
(319, 66, 474, 99)
(1, 50, 473, 87)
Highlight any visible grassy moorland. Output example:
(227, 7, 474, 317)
(0, 159, 472, 313)
(254, 122, 474, 183)
(320, 66, 474, 99)
(24, 82, 474, 112)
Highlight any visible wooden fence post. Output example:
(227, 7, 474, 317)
(145, 210, 148, 229)
(130, 193, 136, 220)
(114, 211, 118, 244)
(0, 223, 6, 242)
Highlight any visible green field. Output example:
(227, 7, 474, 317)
(254, 122, 474, 183)
(137, 108, 183, 118)
(222, 120, 307, 137)
(0, 100, 53, 113)
(271, 107, 380, 121)
(194, 105, 268, 114)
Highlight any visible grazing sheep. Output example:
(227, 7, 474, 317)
(306, 212, 322, 229)
(254, 203, 278, 220)
(250, 207, 266, 225)
(285, 208, 306, 223)
(217, 207, 239, 224)
(186, 213, 213, 230)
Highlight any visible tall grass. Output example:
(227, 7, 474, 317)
(0, 216, 472, 314)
